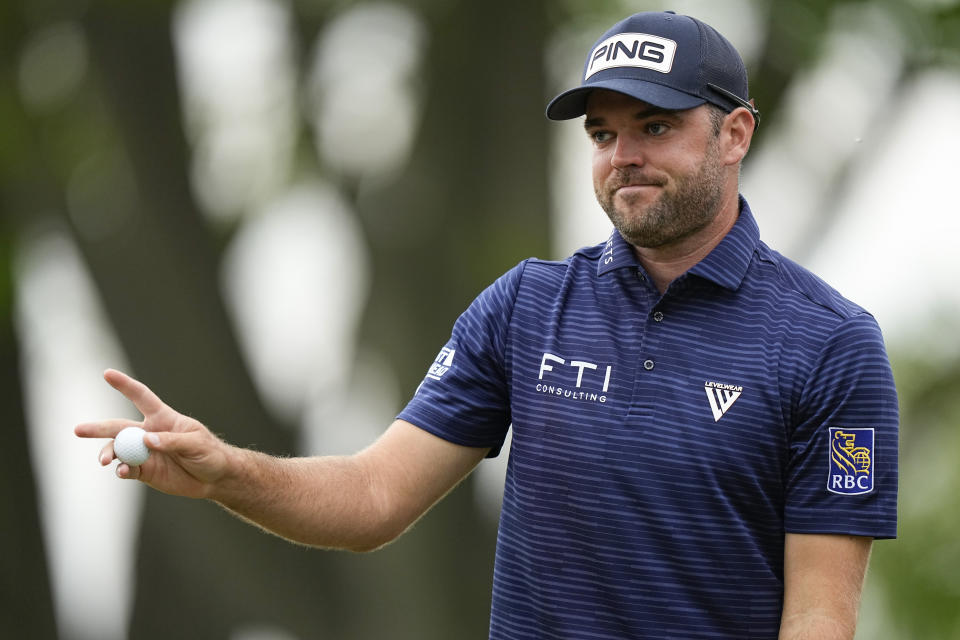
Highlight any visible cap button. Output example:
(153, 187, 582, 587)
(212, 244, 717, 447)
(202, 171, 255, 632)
(664, 10, 676, 14)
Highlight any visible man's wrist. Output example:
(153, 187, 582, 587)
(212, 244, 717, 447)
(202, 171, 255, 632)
(206, 443, 260, 504)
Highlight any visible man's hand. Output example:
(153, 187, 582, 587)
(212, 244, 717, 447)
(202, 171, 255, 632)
(74, 369, 233, 499)
(76, 370, 490, 551)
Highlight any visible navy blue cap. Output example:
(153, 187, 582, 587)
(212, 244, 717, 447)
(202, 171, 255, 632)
(546, 11, 757, 125)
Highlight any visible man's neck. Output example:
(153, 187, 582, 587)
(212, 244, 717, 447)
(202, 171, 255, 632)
(631, 196, 740, 294)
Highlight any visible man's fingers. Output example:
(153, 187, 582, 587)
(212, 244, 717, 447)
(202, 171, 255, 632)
(116, 462, 140, 480)
(139, 430, 186, 458)
(75, 418, 142, 439)
(103, 369, 166, 416)
(98, 441, 116, 466)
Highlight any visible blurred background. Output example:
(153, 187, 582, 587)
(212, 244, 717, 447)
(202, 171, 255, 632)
(1, 0, 958, 638)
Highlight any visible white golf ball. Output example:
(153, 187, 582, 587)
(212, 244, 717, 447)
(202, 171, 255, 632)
(114, 426, 151, 466)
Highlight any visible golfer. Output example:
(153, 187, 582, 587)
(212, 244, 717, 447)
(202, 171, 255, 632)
(77, 11, 898, 639)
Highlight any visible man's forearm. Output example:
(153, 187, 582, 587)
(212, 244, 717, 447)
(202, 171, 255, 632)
(779, 533, 871, 640)
(778, 609, 857, 640)
(210, 447, 398, 552)
(77, 376, 487, 554)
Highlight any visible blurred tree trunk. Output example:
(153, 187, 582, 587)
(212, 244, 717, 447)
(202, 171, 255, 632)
(75, 2, 351, 638)
(346, 0, 551, 636)
(360, 0, 551, 377)
(0, 231, 57, 639)
(0, 4, 63, 638)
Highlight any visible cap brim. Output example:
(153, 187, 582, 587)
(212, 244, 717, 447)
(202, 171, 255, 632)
(545, 79, 706, 120)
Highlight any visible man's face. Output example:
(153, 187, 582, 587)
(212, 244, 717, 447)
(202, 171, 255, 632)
(585, 90, 728, 250)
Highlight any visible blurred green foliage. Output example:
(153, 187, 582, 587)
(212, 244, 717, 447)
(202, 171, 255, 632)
(865, 346, 960, 639)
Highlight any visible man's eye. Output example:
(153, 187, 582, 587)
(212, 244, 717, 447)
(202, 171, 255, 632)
(590, 130, 613, 144)
(647, 122, 670, 136)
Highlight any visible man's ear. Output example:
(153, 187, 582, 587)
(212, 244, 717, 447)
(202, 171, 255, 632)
(721, 107, 755, 166)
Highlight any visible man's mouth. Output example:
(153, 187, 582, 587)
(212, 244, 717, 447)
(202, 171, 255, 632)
(611, 172, 665, 191)
(615, 182, 662, 196)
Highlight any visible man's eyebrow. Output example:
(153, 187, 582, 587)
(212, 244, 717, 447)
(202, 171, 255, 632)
(583, 107, 683, 130)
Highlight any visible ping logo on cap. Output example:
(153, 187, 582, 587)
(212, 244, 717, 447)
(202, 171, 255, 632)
(827, 427, 875, 495)
(585, 32, 677, 79)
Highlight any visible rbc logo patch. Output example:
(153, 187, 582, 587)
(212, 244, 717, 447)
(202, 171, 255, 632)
(827, 428, 875, 495)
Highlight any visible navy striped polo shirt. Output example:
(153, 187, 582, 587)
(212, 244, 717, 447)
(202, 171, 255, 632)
(398, 197, 898, 639)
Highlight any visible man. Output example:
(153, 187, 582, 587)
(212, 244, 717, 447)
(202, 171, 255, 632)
(76, 11, 898, 639)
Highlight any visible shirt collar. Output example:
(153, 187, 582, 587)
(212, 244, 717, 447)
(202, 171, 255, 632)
(687, 196, 759, 291)
(595, 196, 761, 292)
(596, 229, 643, 277)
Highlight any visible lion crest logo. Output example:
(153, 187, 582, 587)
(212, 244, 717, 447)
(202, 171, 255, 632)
(827, 428, 875, 495)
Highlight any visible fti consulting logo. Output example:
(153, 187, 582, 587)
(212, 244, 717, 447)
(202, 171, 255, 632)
(426, 346, 456, 380)
(827, 428, 874, 495)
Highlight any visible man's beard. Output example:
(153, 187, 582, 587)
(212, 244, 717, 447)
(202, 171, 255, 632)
(596, 140, 726, 249)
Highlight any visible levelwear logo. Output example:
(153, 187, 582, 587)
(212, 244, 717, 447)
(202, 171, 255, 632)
(704, 381, 742, 421)
(585, 32, 677, 79)
(828, 428, 874, 495)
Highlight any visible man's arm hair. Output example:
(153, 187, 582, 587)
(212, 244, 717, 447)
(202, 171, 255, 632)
(211, 419, 490, 551)
(76, 370, 489, 552)
(778, 533, 873, 640)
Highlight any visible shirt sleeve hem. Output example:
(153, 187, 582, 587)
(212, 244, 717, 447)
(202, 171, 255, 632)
(784, 523, 897, 540)
(397, 409, 508, 458)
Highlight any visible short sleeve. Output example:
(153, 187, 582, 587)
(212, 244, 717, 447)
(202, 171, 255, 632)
(396, 261, 526, 457)
(784, 312, 899, 538)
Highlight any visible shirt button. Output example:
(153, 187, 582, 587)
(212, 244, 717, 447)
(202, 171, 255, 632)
(643, 359, 655, 370)
(635, 269, 645, 281)
(653, 311, 664, 322)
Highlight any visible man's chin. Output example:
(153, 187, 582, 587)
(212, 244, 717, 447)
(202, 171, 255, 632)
(608, 216, 657, 247)
(613, 187, 665, 213)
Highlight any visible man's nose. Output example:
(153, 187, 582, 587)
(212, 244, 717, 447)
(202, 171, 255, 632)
(610, 133, 646, 169)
